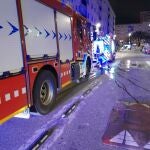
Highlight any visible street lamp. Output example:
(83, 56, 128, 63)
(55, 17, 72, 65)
(96, 23, 101, 29)
(128, 33, 132, 43)
(113, 34, 116, 40)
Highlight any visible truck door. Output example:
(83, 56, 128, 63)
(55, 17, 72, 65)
(0, 0, 28, 124)
(56, 12, 73, 87)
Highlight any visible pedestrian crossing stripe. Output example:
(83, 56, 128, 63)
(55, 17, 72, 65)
(125, 131, 139, 147)
(110, 130, 125, 144)
(146, 61, 150, 66)
(110, 130, 139, 147)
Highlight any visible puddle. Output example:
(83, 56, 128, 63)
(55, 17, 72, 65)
(119, 60, 150, 70)
(102, 101, 150, 149)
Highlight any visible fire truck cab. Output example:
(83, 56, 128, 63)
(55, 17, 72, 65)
(0, 0, 92, 123)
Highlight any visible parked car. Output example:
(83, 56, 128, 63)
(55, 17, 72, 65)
(120, 44, 131, 50)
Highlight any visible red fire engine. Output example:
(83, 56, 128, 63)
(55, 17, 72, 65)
(0, 0, 92, 123)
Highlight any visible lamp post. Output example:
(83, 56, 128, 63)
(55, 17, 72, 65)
(128, 33, 131, 44)
(96, 23, 101, 36)
(128, 32, 132, 50)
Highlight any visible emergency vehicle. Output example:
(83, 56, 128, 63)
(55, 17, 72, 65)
(92, 34, 116, 63)
(0, 0, 92, 123)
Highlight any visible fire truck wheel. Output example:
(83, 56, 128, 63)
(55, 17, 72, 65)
(85, 59, 91, 78)
(33, 70, 57, 115)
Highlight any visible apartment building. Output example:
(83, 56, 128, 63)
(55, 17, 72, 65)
(116, 11, 150, 43)
(60, 0, 116, 35)
(140, 11, 150, 23)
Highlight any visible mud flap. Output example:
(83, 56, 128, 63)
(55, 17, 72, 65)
(15, 108, 30, 119)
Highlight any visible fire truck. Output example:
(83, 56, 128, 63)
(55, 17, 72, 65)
(0, 0, 92, 124)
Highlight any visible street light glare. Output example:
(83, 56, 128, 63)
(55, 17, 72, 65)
(96, 23, 101, 28)
(128, 33, 132, 37)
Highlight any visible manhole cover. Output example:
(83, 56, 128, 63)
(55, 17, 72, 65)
(102, 102, 150, 149)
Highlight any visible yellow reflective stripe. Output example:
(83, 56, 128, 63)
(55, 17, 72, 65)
(0, 106, 28, 124)
(62, 81, 71, 88)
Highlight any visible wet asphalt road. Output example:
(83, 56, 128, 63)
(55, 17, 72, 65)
(0, 49, 150, 150)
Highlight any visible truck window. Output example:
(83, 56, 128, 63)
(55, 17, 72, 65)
(86, 22, 91, 40)
(77, 19, 83, 39)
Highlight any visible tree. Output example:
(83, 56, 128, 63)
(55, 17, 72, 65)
(131, 31, 150, 46)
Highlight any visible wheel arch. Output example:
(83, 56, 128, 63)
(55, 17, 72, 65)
(36, 65, 59, 88)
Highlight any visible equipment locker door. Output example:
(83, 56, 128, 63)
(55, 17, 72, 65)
(21, 0, 58, 59)
(0, 0, 28, 123)
(56, 12, 73, 63)
(56, 12, 73, 87)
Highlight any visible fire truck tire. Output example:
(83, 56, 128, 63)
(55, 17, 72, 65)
(33, 70, 57, 115)
(85, 59, 91, 78)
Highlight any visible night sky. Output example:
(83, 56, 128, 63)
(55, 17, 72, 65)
(109, 0, 150, 24)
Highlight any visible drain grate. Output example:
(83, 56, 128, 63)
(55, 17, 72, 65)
(102, 101, 150, 149)
(28, 126, 56, 150)
(62, 101, 80, 118)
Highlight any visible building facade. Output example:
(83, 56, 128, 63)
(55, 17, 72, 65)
(140, 11, 150, 23)
(116, 22, 150, 42)
(116, 11, 150, 43)
(60, 0, 116, 35)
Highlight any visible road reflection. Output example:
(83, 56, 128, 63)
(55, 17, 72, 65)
(102, 101, 150, 149)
